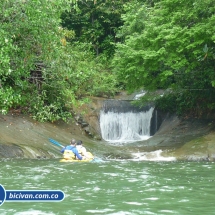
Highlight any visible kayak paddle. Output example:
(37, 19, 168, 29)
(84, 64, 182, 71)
(49, 138, 65, 148)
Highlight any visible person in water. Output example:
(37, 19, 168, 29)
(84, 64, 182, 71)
(76, 140, 94, 160)
(76, 140, 87, 157)
(60, 139, 82, 160)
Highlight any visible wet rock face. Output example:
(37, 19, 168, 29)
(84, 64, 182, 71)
(74, 113, 101, 139)
(169, 133, 215, 161)
(127, 113, 215, 161)
(73, 97, 215, 161)
(142, 115, 215, 149)
(72, 97, 105, 139)
(0, 113, 81, 159)
(102, 100, 151, 113)
(1, 94, 215, 161)
(0, 143, 23, 158)
(73, 97, 159, 140)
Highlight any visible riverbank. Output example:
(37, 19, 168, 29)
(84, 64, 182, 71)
(138, 114, 215, 161)
(1, 105, 215, 161)
(0, 111, 131, 159)
(0, 112, 83, 158)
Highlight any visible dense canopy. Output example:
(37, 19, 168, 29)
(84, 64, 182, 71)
(1, 0, 215, 120)
(112, 0, 215, 116)
(0, 0, 117, 121)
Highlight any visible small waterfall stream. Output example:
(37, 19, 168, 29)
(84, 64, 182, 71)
(100, 100, 154, 143)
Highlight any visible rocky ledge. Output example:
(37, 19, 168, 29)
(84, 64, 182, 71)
(1, 99, 215, 161)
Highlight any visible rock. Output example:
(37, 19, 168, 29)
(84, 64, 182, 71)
(0, 143, 23, 158)
(72, 97, 105, 139)
(2, 95, 215, 161)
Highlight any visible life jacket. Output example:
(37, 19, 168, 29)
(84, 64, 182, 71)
(77, 145, 85, 156)
(86, 152, 94, 159)
(76, 145, 94, 160)
(63, 150, 76, 160)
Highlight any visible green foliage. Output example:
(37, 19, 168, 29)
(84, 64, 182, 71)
(30, 96, 72, 122)
(59, 42, 118, 99)
(0, 87, 22, 114)
(0, 0, 76, 120)
(89, 56, 118, 97)
(61, 0, 128, 58)
(112, 0, 215, 117)
(1, 0, 119, 122)
(155, 89, 215, 117)
(1, 0, 104, 122)
(154, 93, 178, 114)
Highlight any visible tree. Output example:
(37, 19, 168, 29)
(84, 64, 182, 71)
(112, 0, 215, 116)
(61, 0, 128, 58)
(0, 0, 80, 121)
(1, 0, 118, 121)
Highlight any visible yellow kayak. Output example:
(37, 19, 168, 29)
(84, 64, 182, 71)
(60, 158, 94, 162)
(49, 138, 102, 162)
(60, 151, 97, 162)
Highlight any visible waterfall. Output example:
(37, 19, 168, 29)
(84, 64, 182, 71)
(155, 109, 157, 132)
(100, 107, 154, 143)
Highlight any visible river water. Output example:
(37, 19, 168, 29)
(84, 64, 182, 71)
(0, 159, 215, 215)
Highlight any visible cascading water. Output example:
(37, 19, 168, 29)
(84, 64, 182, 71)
(100, 100, 154, 143)
(99, 99, 172, 161)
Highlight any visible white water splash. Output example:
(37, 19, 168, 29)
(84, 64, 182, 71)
(134, 92, 146, 100)
(14, 210, 55, 215)
(100, 107, 154, 142)
(22, 146, 38, 158)
(131, 150, 176, 161)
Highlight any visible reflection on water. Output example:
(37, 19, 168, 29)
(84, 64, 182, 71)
(0, 159, 215, 215)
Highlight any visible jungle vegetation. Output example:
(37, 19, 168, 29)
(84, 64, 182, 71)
(1, 0, 215, 121)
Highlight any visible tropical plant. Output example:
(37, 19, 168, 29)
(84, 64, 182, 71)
(112, 0, 215, 117)
(0, 0, 80, 121)
(0, 0, 118, 122)
(61, 0, 129, 58)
